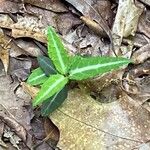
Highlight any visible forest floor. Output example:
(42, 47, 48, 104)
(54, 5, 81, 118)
(0, 0, 150, 150)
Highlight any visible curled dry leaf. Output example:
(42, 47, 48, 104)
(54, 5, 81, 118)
(112, 0, 144, 54)
(50, 89, 150, 149)
(80, 16, 107, 37)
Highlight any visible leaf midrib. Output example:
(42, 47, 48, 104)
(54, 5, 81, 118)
(69, 60, 128, 76)
(49, 30, 66, 73)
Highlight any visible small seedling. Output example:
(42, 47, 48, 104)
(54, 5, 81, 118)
(27, 26, 131, 116)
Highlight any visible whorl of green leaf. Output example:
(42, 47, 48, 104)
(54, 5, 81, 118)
(33, 74, 68, 106)
(69, 57, 131, 80)
(37, 56, 57, 76)
(27, 68, 48, 85)
(47, 26, 69, 75)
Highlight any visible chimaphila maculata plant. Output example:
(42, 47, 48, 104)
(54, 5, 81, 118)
(27, 26, 131, 116)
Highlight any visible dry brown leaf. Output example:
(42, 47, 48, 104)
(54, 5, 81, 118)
(21, 82, 39, 99)
(112, 0, 144, 54)
(139, 0, 150, 7)
(44, 118, 59, 144)
(0, 104, 27, 142)
(0, 14, 14, 29)
(0, 29, 10, 74)
(50, 89, 150, 149)
(14, 39, 44, 57)
(65, 0, 114, 53)
(56, 13, 81, 35)
(80, 16, 107, 37)
(0, 47, 9, 74)
(0, 0, 20, 13)
(0, 76, 35, 148)
(24, 0, 68, 13)
(132, 44, 150, 64)
(9, 57, 32, 81)
(11, 15, 47, 43)
(137, 10, 150, 39)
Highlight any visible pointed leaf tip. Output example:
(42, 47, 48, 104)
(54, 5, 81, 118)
(69, 56, 130, 80)
(47, 26, 69, 75)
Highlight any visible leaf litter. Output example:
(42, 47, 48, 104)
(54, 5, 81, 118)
(0, 0, 150, 149)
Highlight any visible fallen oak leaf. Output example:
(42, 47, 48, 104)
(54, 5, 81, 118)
(50, 89, 150, 149)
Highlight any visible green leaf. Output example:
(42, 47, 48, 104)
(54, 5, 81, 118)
(47, 26, 69, 75)
(33, 74, 68, 106)
(27, 68, 48, 85)
(37, 56, 57, 76)
(69, 56, 131, 80)
(41, 86, 68, 116)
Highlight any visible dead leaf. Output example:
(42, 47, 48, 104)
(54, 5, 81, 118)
(0, 76, 34, 148)
(44, 118, 59, 143)
(137, 10, 150, 39)
(30, 116, 55, 150)
(21, 82, 39, 99)
(56, 13, 81, 35)
(9, 57, 32, 81)
(132, 44, 150, 64)
(0, 104, 27, 142)
(139, 0, 150, 6)
(112, 0, 144, 54)
(0, 14, 14, 29)
(11, 15, 47, 43)
(3, 127, 21, 150)
(0, 47, 9, 74)
(65, 0, 115, 54)
(14, 39, 44, 57)
(24, 0, 68, 13)
(50, 89, 150, 149)
(0, 0, 20, 13)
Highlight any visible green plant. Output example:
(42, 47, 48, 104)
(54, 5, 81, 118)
(27, 26, 131, 116)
